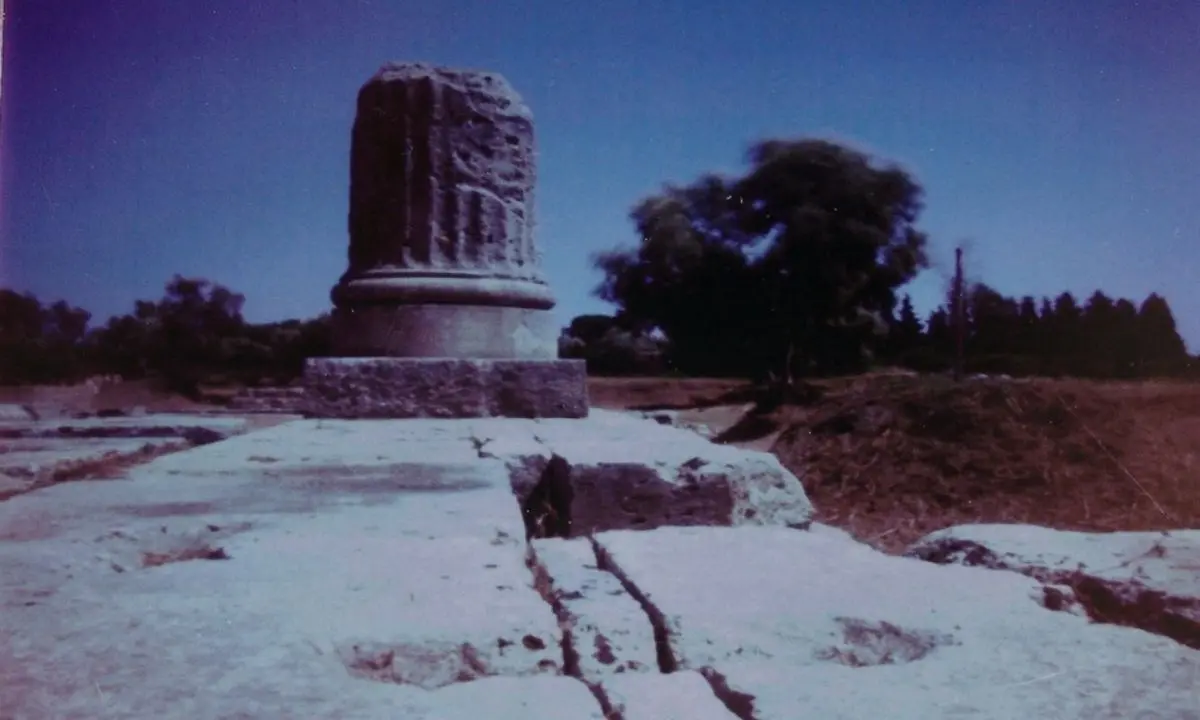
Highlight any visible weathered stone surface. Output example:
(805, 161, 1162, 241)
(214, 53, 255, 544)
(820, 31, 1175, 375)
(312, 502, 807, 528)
(0, 413, 248, 440)
(0, 403, 35, 421)
(330, 63, 557, 362)
(302, 357, 588, 419)
(475, 410, 815, 534)
(601, 671, 742, 720)
(0, 437, 187, 501)
(0, 422, 571, 717)
(906, 523, 1200, 649)
(590, 525, 1200, 719)
(338, 63, 546, 295)
(529, 537, 658, 680)
(308, 62, 590, 415)
(4, 416, 1199, 717)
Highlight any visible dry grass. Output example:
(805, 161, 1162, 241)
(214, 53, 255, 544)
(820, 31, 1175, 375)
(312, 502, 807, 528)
(590, 373, 1200, 553)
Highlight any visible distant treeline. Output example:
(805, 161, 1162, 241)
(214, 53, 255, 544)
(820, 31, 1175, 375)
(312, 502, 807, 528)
(0, 275, 1195, 395)
(560, 286, 1198, 380)
(0, 276, 331, 397)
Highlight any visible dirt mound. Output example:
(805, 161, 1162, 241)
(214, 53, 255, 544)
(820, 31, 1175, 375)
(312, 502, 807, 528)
(769, 374, 1195, 552)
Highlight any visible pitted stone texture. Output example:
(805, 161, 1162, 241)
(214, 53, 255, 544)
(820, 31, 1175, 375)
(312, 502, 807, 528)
(335, 62, 551, 313)
(302, 357, 588, 419)
(473, 410, 814, 534)
(591, 526, 1200, 719)
(530, 538, 658, 680)
(332, 304, 559, 359)
(0, 420, 585, 718)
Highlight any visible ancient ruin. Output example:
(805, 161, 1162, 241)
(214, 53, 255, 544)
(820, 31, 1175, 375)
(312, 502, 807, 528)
(303, 63, 587, 419)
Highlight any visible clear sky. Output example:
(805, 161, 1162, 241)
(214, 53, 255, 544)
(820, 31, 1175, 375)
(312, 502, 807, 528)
(3, 0, 1198, 350)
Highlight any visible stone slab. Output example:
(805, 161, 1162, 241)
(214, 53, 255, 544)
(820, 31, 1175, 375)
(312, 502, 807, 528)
(907, 523, 1200, 648)
(530, 537, 658, 679)
(0, 403, 35, 421)
(0, 413, 249, 440)
(600, 671, 742, 720)
(591, 525, 1200, 719)
(475, 410, 815, 533)
(0, 421, 573, 717)
(302, 357, 588, 419)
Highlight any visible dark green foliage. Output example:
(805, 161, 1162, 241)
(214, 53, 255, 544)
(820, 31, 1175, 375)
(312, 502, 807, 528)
(0, 291, 92, 384)
(0, 277, 331, 390)
(908, 284, 1193, 380)
(559, 314, 666, 376)
(594, 137, 930, 383)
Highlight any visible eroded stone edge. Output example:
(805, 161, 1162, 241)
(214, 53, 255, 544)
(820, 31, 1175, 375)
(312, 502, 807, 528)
(478, 426, 766, 718)
(906, 537, 1200, 650)
(587, 535, 758, 720)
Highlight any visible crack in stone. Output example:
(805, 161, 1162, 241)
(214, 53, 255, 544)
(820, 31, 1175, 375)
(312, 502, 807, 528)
(698, 667, 758, 720)
(587, 535, 679, 674)
(525, 545, 624, 719)
(910, 538, 1200, 650)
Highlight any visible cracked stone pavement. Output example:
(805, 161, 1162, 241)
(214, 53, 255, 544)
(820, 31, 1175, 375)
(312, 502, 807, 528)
(1, 414, 1197, 719)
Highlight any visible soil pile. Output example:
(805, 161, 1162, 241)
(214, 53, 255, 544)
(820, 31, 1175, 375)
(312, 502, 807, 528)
(767, 373, 1193, 552)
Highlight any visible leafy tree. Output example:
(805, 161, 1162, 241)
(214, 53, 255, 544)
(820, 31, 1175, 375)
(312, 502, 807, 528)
(1136, 293, 1188, 376)
(0, 290, 92, 383)
(93, 275, 248, 396)
(595, 138, 929, 386)
(1081, 291, 1118, 377)
(1109, 298, 1141, 378)
(1014, 295, 1040, 358)
(560, 314, 666, 376)
(564, 314, 619, 347)
(965, 283, 1019, 357)
(885, 293, 923, 358)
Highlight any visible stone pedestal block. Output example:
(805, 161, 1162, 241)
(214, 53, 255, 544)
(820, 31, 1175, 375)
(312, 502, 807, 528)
(302, 358, 588, 419)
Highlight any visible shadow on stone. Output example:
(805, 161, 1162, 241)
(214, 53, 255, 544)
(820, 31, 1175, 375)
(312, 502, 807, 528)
(523, 454, 575, 541)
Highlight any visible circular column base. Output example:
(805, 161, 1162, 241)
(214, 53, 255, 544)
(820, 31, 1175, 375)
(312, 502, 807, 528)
(331, 303, 561, 359)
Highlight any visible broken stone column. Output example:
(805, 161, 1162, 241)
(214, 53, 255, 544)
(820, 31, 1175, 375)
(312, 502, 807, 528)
(303, 62, 588, 419)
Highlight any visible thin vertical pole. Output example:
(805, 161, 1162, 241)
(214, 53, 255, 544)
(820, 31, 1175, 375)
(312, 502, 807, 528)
(953, 246, 965, 381)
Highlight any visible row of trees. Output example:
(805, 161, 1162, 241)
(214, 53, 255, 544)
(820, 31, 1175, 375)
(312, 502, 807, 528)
(564, 136, 1195, 381)
(559, 286, 1195, 380)
(914, 286, 1192, 378)
(0, 277, 331, 395)
(3, 138, 1195, 390)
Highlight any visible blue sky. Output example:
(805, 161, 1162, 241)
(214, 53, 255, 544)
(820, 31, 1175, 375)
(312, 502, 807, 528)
(3, 0, 1198, 350)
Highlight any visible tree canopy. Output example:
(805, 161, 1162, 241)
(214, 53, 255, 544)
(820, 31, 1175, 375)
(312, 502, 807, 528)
(0, 276, 331, 393)
(593, 137, 929, 382)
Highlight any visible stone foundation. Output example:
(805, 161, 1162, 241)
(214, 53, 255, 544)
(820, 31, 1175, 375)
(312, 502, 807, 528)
(301, 357, 588, 419)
